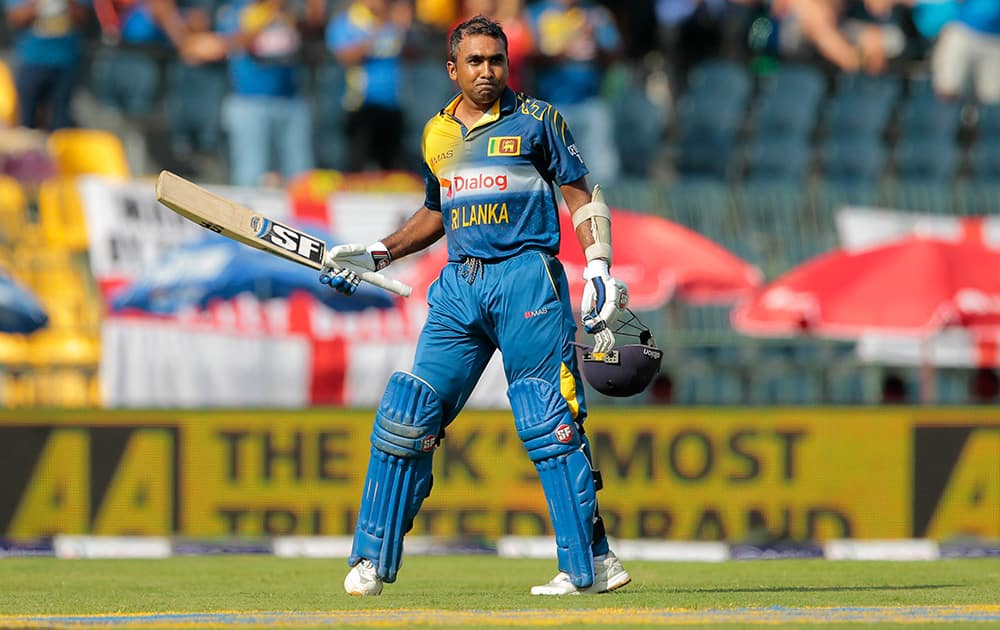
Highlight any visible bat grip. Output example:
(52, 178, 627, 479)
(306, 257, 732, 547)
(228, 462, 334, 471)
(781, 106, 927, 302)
(360, 270, 413, 298)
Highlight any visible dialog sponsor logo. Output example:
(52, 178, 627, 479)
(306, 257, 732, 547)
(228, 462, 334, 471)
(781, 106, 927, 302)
(444, 173, 508, 198)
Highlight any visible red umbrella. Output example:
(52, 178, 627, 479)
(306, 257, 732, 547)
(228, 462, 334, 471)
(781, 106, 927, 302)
(731, 234, 1000, 339)
(557, 207, 761, 309)
(401, 208, 762, 310)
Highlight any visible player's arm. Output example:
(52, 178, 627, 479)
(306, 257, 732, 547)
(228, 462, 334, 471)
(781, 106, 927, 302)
(561, 178, 604, 262)
(212, 0, 282, 54)
(381, 206, 446, 261)
(561, 177, 627, 355)
(321, 132, 444, 296)
(149, 0, 192, 50)
(320, 206, 443, 296)
(329, 36, 371, 65)
(326, 12, 374, 65)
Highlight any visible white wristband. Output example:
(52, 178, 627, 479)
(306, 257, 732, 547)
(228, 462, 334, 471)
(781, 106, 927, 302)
(367, 241, 392, 271)
(584, 259, 610, 280)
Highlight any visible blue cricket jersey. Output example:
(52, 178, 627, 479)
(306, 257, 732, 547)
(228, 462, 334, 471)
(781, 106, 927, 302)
(421, 87, 589, 263)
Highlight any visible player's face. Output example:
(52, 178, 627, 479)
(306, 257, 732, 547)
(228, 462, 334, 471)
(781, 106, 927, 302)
(447, 33, 509, 109)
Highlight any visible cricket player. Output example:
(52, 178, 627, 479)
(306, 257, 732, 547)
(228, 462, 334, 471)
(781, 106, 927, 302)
(320, 14, 630, 596)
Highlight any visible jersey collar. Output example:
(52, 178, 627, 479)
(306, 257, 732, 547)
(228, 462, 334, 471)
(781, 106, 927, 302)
(442, 87, 518, 133)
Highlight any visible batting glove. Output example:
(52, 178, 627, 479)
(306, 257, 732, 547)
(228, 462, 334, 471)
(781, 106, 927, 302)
(319, 241, 391, 296)
(580, 260, 629, 355)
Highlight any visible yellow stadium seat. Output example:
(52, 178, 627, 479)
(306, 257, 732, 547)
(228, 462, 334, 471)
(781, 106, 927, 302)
(47, 128, 130, 178)
(19, 247, 101, 335)
(28, 329, 99, 367)
(51, 287, 103, 333)
(4, 376, 36, 406)
(0, 174, 27, 246)
(37, 177, 91, 252)
(30, 249, 90, 294)
(0, 333, 31, 407)
(27, 330, 101, 408)
(33, 289, 101, 334)
(41, 296, 83, 332)
(6, 249, 37, 293)
(0, 59, 16, 128)
(32, 369, 93, 407)
(0, 333, 29, 367)
(17, 247, 86, 301)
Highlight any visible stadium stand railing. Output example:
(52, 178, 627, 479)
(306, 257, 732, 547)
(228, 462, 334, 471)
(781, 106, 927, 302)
(5, 35, 1000, 406)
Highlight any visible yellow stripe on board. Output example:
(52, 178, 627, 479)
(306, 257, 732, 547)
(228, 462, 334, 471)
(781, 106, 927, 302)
(2, 606, 999, 627)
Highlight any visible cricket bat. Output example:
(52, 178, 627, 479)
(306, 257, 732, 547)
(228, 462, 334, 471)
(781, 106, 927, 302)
(155, 170, 412, 297)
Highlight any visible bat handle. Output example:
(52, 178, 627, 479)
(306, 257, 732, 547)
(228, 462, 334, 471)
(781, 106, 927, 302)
(360, 270, 413, 298)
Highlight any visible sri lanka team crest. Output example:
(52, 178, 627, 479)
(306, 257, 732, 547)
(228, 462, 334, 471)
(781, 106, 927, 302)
(487, 136, 521, 156)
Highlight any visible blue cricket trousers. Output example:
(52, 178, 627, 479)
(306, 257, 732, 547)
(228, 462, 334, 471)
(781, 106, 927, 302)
(411, 250, 588, 428)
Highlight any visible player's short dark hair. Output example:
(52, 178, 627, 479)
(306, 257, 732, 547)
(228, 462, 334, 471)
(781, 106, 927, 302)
(449, 15, 508, 62)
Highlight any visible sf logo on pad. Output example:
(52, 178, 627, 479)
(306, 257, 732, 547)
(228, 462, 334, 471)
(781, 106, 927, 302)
(554, 424, 575, 443)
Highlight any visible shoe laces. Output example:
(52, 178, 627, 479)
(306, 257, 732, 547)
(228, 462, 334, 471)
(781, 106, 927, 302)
(357, 559, 378, 578)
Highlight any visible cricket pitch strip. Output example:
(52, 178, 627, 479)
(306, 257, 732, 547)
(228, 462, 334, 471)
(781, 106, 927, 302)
(2, 606, 999, 627)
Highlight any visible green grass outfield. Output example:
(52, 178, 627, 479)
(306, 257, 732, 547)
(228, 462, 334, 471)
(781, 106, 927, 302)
(1, 556, 999, 628)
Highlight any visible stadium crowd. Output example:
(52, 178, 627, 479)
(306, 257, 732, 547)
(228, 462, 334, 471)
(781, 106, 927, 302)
(4, 1, 995, 186)
(2, 0, 1000, 407)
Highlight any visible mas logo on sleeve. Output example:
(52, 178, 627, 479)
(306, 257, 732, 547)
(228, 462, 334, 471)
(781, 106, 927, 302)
(487, 136, 521, 156)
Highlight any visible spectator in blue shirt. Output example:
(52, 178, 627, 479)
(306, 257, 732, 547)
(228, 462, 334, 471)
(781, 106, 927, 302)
(326, 0, 412, 172)
(527, 0, 622, 183)
(114, 0, 189, 47)
(4, 0, 90, 129)
(865, 0, 1000, 102)
(929, 0, 1000, 103)
(215, 0, 322, 186)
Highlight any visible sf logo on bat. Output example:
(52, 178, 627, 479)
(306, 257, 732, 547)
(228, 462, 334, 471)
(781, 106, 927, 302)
(250, 215, 325, 265)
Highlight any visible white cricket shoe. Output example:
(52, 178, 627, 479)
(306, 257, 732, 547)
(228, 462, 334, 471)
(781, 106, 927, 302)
(344, 559, 383, 596)
(530, 551, 631, 595)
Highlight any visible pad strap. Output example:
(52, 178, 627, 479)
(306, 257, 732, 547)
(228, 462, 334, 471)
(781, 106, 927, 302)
(509, 377, 597, 588)
(351, 372, 442, 582)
